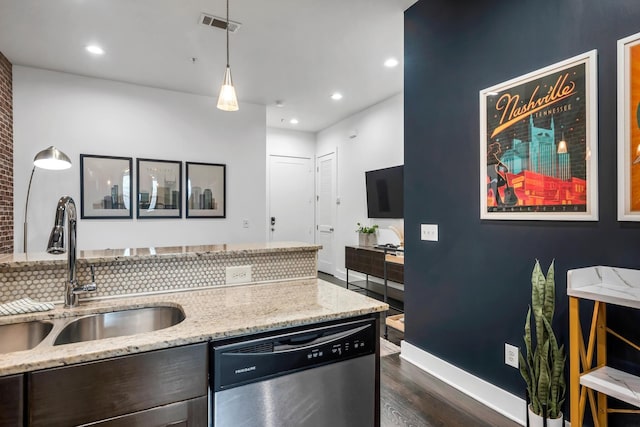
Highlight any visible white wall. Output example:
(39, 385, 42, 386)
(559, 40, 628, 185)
(13, 66, 267, 252)
(316, 93, 404, 279)
(266, 128, 315, 158)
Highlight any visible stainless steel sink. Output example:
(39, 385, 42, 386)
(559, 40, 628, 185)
(0, 320, 53, 354)
(53, 306, 185, 346)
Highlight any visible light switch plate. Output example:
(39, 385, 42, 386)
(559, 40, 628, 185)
(421, 224, 438, 241)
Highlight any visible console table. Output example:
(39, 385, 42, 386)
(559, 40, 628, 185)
(568, 266, 640, 426)
(345, 246, 404, 337)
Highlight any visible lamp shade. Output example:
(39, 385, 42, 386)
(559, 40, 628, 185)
(33, 146, 72, 170)
(557, 140, 568, 154)
(217, 66, 239, 111)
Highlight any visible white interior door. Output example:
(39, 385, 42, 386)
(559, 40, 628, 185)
(316, 152, 336, 275)
(268, 155, 314, 243)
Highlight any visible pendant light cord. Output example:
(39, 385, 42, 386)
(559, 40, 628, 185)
(226, 0, 230, 67)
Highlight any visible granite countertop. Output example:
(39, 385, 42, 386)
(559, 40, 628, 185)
(0, 241, 322, 267)
(0, 278, 387, 376)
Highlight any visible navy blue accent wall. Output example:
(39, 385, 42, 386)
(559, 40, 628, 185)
(405, 0, 640, 424)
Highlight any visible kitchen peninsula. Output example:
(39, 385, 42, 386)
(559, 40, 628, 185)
(0, 242, 387, 426)
(0, 241, 387, 373)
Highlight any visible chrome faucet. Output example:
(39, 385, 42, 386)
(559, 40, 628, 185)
(47, 196, 97, 307)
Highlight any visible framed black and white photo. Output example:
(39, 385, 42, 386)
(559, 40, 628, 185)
(186, 162, 226, 218)
(136, 158, 182, 219)
(80, 154, 133, 219)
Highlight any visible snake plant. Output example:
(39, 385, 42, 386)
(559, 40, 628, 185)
(518, 259, 566, 419)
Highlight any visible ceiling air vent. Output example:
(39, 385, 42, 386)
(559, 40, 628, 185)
(199, 13, 241, 33)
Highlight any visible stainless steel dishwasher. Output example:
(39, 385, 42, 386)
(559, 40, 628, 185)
(210, 317, 377, 427)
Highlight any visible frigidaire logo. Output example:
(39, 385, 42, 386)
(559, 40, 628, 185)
(235, 366, 256, 374)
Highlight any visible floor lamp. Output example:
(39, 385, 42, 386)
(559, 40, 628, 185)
(24, 146, 72, 253)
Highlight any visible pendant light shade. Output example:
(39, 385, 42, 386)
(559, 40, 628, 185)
(217, 0, 239, 111)
(557, 131, 567, 154)
(557, 140, 567, 154)
(217, 66, 238, 111)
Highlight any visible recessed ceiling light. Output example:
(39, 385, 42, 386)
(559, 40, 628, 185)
(290, 118, 299, 125)
(331, 92, 343, 101)
(86, 45, 105, 55)
(384, 58, 399, 68)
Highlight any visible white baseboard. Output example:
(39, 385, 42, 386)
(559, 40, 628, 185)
(400, 340, 526, 425)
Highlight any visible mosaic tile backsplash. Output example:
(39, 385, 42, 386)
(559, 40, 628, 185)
(0, 244, 319, 304)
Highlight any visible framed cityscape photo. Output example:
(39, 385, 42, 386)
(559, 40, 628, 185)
(186, 162, 226, 218)
(618, 32, 640, 221)
(136, 158, 182, 219)
(479, 50, 598, 221)
(80, 154, 132, 219)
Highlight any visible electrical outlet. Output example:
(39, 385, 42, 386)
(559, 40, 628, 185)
(226, 265, 252, 284)
(505, 343, 519, 369)
(420, 224, 438, 241)
(242, 219, 250, 228)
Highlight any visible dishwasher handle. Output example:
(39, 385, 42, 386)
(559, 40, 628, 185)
(272, 324, 370, 353)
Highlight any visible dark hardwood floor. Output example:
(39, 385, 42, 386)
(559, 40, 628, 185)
(318, 272, 520, 427)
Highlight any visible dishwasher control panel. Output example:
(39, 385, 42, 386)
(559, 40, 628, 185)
(211, 318, 376, 391)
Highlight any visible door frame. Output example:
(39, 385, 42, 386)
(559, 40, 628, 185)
(315, 150, 338, 276)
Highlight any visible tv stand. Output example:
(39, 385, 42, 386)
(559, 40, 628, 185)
(345, 245, 404, 338)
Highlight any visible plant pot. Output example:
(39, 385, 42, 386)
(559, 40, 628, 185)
(528, 405, 563, 427)
(358, 232, 377, 247)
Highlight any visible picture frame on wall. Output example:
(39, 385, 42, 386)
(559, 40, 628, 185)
(136, 158, 182, 219)
(80, 154, 133, 219)
(479, 50, 599, 221)
(617, 32, 640, 221)
(185, 162, 226, 218)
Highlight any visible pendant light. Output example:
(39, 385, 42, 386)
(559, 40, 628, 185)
(557, 132, 567, 154)
(217, 0, 239, 111)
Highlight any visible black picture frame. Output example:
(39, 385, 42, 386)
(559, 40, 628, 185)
(80, 154, 133, 219)
(136, 158, 182, 219)
(185, 162, 226, 218)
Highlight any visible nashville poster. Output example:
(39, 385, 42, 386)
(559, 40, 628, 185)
(480, 51, 598, 220)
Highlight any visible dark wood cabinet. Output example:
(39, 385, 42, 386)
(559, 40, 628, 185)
(28, 343, 207, 427)
(345, 246, 404, 284)
(88, 396, 207, 427)
(345, 246, 404, 337)
(0, 373, 23, 427)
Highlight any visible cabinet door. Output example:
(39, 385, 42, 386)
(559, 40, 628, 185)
(86, 396, 207, 427)
(0, 374, 23, 427)
(29, 343, 207, 427)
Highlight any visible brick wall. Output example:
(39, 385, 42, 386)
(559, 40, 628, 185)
(0, 52, 13, 254)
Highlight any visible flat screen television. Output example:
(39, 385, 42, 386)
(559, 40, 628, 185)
(365, 165, 403, 218)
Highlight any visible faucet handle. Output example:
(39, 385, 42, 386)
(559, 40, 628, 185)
(73, 265, 97, 294)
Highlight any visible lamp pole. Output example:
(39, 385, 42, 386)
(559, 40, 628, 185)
(23, 166, 37, 253)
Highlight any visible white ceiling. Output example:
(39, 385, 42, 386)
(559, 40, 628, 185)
(0, 0, 415, 133)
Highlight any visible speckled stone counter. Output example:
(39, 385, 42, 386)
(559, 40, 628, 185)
(0, 278, 388, 376)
